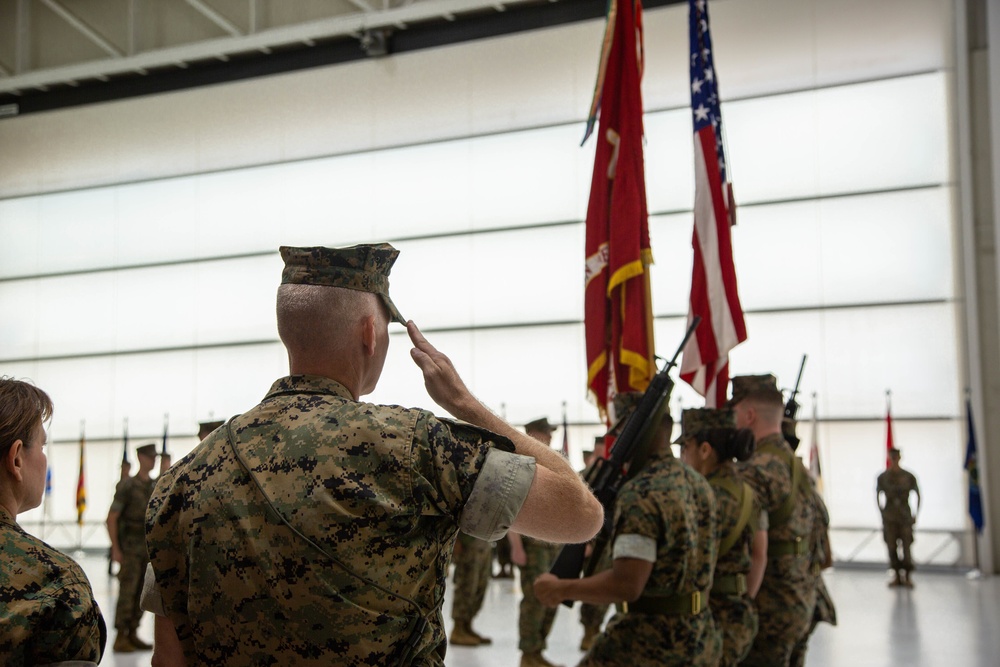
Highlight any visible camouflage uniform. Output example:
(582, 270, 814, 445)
(738, 433, 817, 667)
(789, 481, 837, 667)
(144, 374, 533, 667)
(876, 467, 919, 574)
(110, 474, 155, 636)
(0, 505, 106, 664)
(706, 464, 761, 667)
(450, 534, 492, 624)
(578, 547, 611, 640)
(581, 450, 721, 666)
(517, 536, 562, 654)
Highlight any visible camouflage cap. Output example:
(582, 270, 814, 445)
(279, 244, 406, 325)
(136, 443, 158, 458)
(524, 417, 558, 434)
(674, 407, 736, 444)
(728, 374, 783, 407)
(198, 420, 225, 441)
(612, 392, 643, 420)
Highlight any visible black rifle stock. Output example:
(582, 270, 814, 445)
(783, 354, 807, 450)
(548, 317, 701, 603)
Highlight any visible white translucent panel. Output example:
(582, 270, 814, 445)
(35, 188, 118, 274)
(644, 109, 697, 214)
(194, 167, 287, 257)
(191, 255, 282, 346)
(726, 73, 950, 202)
(270, 155, 381, 247)
(467, 127, 593, 230)
(0, 280, 40, 360)
(24, 356, 118, 442)
(116, 177, 202, 265)
(732, 188, 955, 310)
(813, 419, 966, 532)
(34, 273, 117, 358)
(725, 303, 961, 419)
(192, 343, 288, 424)
(648, 213, 697, 317)
(0, 196, 41, 278)
(391, 224, 585, 330)
(114, 266, 200, 351)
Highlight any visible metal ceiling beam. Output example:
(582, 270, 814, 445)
(183, 0, 243, 37)
(0, 0, 533, 94)
(39, 0, 124, 58)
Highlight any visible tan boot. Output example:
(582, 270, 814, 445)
(450, 620, 481, 647)
(467, 623, 492, 645)
(903, 571, 914, 588)
(113, 633, 137, 653)
(520, 652, 565, 667)
(129, 631, 152, 650)
(888, 570, 902, 587)
(580, 624, 600, 651)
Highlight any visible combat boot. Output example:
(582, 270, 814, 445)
(520, 651, 564, 667)
(449, 620, 481, 647)
(467, 623, 492, 645)
(888, 570, 902, 587)
(903, 570, 915, 588)
(129, 631, 152, 650)
(580, 624, 600, 651)
(113, 633, 137, 653)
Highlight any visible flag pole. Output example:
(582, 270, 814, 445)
(561, 401, 570, 458)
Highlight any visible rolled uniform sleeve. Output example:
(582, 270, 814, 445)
(612, 534, 658, 562)
(459, 448, 535, 541)
(139, 563, 166, 617)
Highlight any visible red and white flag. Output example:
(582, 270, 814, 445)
(583, 0, 656, 422)
(679, 0, 747, 407)
(885, 391, 895, 469)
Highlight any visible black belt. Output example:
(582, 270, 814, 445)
(617, 590, 708, 616)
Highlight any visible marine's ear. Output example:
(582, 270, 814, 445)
(361, 314, 378, 357)
(3, 439, 25, 482)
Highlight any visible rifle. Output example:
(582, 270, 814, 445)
(548, 317, 700, 603)
(782, 354, 807, 450)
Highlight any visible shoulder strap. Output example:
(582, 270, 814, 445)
(224, 418, 428, 666)
(761, 442, 807, 529)
(717, 481, 754, 558)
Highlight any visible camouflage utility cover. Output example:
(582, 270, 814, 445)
(0, 506, 106, 664)
(144, 374, 532, 666)
(583, 451, 721, 665)
(676, 407, 736, 443)
(280, 244, 406, 324)
(729, 374, 783, 406)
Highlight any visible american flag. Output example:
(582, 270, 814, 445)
(680, 0, 747, 407)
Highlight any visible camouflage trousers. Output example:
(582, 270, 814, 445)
(451, 535, 492, 622)
(789, 575, 837, 667)
(115, 550, 148, 632)
(710, 593, 757, 667)
(579, 546, 611, 632)
(883, 520, 914, 572)
(742, 555, 816, 667)
(580, 610, 721, 666)
(518, 538, 561, 653)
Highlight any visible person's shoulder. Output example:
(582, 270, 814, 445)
(2, 526, 92, 590)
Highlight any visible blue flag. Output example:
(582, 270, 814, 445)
(965, 399, 984, 533)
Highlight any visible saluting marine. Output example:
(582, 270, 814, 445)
(140, 244, 602, 666)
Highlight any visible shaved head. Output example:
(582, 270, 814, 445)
(277, 284, 384, 358)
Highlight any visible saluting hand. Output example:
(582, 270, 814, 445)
(407, 321, 475, 419)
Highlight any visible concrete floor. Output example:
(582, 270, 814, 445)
(82, 553, 1000, 667)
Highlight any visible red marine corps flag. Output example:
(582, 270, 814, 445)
(680, 0, 747, 407)
(584, 0, 656, 423)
